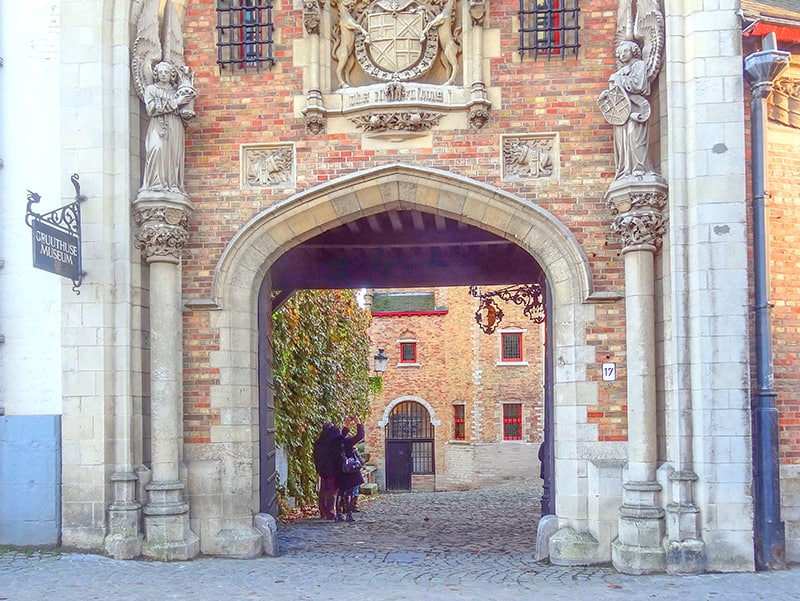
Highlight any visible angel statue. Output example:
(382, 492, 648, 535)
(597, 0, 664, 180)
(132, 0, 197, 199)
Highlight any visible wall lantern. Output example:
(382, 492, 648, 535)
(373, 348, 389, 374)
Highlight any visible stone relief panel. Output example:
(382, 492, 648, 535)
(300, 0, 492, 135)
(771, 76, 800, 129)
(501, 134, 558, 182)
(241, 144, 295, 189)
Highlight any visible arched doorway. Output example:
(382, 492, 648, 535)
(380, 397, 440, 491)
(204, 163, 597, 557)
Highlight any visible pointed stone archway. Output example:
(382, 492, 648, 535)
(197, 163, 611, 558)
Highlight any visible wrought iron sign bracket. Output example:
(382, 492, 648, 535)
(25, 173, 87, 294)
(469, 283, 545, 334)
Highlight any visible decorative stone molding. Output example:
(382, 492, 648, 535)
(502, 134, 557, 181)
(241, 144, 295, 188)
(468, 0, 486, 26)
(468, 103, 490, 129)
(606, 177, 668, 251)
(299, 0, 494, 133)
(303, 0, 322, 34)
(305, 111, 326, 135)
(770, 77, 800, 129)
(134, 206, 191, 262)
(350, 111, 443, 132)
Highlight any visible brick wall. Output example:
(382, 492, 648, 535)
(178, 0, 628, 450)
(367, 286, 544, 489)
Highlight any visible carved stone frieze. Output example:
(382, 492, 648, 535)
(242, 144, 295, 188)
(350, 111, 443, 132)
(502, 135, 556, 180)
(134, 206, 191, 262)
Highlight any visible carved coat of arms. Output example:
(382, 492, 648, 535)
(354, 0, 440, 81)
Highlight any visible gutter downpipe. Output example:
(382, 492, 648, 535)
(743, 32, 790, 571)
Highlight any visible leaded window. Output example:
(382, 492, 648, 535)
(503, 403, 523, 441)
(400, 341, 417, 363)
(501, 331, 523, 362)
(453, 404, 466, 440)
(518, 0, 580, 60)
(216, 0, 275, 72)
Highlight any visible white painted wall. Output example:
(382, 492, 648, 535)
(0, 0, 63, 416)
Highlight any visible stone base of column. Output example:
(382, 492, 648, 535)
(612, 481, 666, 574)
(104, 472, 143, 559)
(612, 538, 666, 574)
(548, 527, 604, 565)
(665, 538, 705, 574)
(142, 480, 199, 561)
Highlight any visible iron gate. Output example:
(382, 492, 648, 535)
(384, 401, 434, 491)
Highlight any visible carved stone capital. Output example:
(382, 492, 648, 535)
(134, 205, 191, 263)
(606, 177, 668, 251)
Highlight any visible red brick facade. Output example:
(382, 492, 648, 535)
(366, 287, 545, 489)
(179, 0, 629, 449)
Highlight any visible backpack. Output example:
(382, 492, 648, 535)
(341, 448, 364, 474)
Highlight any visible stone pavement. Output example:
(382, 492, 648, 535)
(2, 480, 799, 600)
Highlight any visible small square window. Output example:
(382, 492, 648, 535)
(216, 0, 275, 72)
(501, 332, 523, 362)
(518, 0, 580, 60)
(400, 341, 417, 363)
(454, 405, 466, 440)
(503, 404, 523, 440)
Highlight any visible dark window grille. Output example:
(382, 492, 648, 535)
(216, 0, 275, 72)
(386, 401, 435, 473)
(518, 0, 580, 60)
(453, 404, 466, 440)
(400, 341, 417, 363)
(501, 332, 523, 361)
(503, 403, 523, 440)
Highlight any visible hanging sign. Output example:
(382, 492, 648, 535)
(25, 174, 86, 294)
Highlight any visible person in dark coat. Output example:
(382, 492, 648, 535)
(336, 416, 365, 522)
(313, 422, 341, 520)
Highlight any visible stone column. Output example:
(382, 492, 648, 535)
(134, 196, 200, 561)
(607, 177, 668, 574)
(302, 0, 325, 134)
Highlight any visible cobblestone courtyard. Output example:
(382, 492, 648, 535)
(2, 480, 799, 600)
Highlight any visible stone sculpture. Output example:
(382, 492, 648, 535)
(597, 0, 664, 180)
(132, 0, 197, 199)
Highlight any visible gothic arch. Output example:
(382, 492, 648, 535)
(202, 162, 603, 552)
(378, 395, 442, 428)
(212, 162, 595, 306)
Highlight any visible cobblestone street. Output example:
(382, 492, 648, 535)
(2, 480, 799, 600)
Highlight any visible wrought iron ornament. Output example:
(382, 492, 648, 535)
(25, 173, 86, 294)
(469, 283, 545, 334)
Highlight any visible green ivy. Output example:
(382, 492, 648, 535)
(272, 289, 372, 507)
